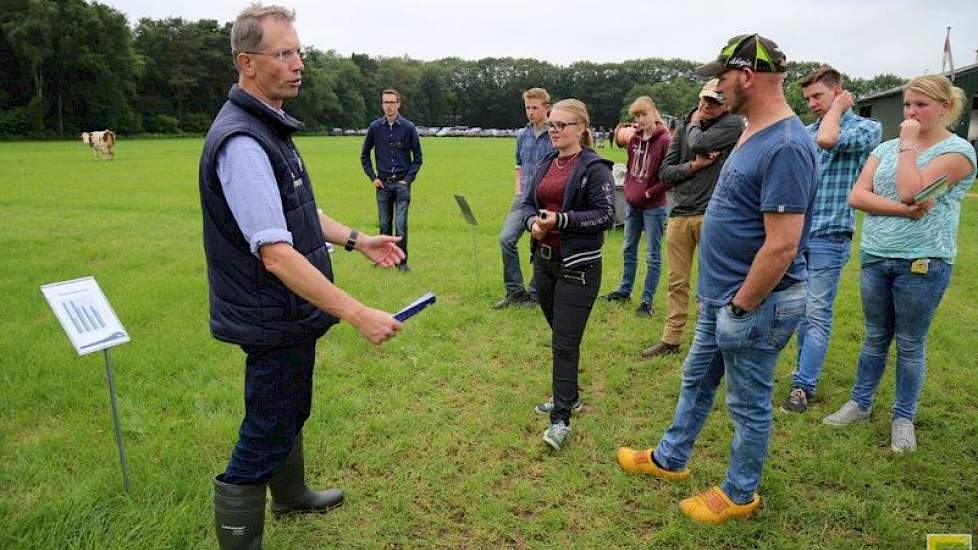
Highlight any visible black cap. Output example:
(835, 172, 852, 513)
(697, 34, 787, 77)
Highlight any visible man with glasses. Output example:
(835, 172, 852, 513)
(494, 87, 555, 309)
(615, 34, 817, 525)
(361, 89, 423, 272)
(199, 5, 404, 548)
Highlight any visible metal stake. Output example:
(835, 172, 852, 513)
(103, 349, 131, 492)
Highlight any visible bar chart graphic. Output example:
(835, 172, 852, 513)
(41, 276, 130, 355)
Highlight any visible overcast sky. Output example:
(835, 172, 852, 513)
(103, 0, 978, 80)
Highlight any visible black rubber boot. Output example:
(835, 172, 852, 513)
(214, 475, 266, 550)
(268, 434, 344, 516)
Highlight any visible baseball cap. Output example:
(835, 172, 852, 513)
(697, 34, 787, 77)
(698, 79, 723, 103)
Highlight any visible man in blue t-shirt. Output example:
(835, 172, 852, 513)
(614, 34, 817, 526)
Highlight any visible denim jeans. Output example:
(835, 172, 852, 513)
(223, 340, 317, 484)
(851, 258, 951, 420)
(791, 234, 852, 395)
(499, 195, 536, 296)
(376, 182, 411, 262)
(534, 252, 602, 426)
(615, 203, 666, 304)
(653, 284, 806, 504)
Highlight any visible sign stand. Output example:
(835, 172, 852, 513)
(103, 348, 130, 492)
(41, 276, 132, 492)
(453, 195, 480, 282)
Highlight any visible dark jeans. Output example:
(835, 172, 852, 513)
(533, 250, 602, 426)
(376, 181, 411, 262)
(222, 340, 317, 485)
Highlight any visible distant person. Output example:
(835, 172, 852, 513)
(823, 74, 976, 453)
(201, 5, 404, 549)
(780, 65, 882, 414)
(641, 79, 744, 357)
(600, 96, 670, 317)
(522, 99, 614, 451)
(495, 88, 555, 309)
(361, 88, 423, 272)
(616, 34, 817, 525)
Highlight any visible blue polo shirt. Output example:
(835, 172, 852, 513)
(697, 116, 818, 306)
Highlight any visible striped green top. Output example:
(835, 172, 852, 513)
(860, 135, 977, 264)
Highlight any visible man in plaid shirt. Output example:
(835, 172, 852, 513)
(781, 66, 881, 414)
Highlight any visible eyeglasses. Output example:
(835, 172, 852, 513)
(245, 47, 305, 63)
(547, 121, 578, 132)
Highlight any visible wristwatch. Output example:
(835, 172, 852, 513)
(728, 302, 749, 317)
(344, 229, 359, 252)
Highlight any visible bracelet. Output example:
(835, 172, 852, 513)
(898, 143, 917, 154)
(344, 229, 359, 251)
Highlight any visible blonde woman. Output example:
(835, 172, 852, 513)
(601, 96, 671, 317)
(824, 74, 977, 453)
(520, 99, 615, 450)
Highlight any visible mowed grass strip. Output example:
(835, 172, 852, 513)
(0, 137, 976, 549)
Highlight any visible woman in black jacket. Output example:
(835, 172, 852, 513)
(521, 98, 615, 450)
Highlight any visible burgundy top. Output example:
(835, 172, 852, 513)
(622, 124, 670, 208)
(536, 153, 580, 250)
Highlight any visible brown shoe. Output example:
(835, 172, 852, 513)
(641, 341, 681, 358)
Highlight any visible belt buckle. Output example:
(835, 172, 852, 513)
(539, 244, 552, 260)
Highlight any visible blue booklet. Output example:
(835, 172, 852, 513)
(394, 291, 436, 322)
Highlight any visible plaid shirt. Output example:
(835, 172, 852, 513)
(807, 110, 881, 237)
(515, 123, 555, 194)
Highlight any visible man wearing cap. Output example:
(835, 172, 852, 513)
(780, 65, 881, 414)
(615, 34, 817, 525)
(640, 79, 744, 358)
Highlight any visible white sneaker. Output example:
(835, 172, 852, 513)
(891, 418, 916, 453)
(822, 400, 871, 426)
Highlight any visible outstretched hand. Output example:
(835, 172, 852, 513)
(358, 234, 405, 267)
(348, 305, 402, 344)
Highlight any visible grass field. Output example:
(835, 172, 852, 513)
(1, 136, 976, 549)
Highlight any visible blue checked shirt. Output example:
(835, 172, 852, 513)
(515, 123, 555, 194)
(807, 110, 882, 237)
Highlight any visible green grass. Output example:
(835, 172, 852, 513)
(1, 137, 976, 549)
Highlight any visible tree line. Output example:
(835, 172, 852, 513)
(1, 0, 908, 138)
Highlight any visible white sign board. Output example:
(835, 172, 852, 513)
(40, 277, 130, 356)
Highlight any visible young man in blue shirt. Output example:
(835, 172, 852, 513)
(615, 34, 818, 526)
(495, 87, 555, 309)
(781, 66, 882, 414)
(361, 89, 423, 272)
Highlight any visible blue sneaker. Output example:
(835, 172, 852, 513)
(543, 421, 571, 450)
(534, 396, 583, 415)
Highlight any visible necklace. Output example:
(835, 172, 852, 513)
(556, 151, 580, 168)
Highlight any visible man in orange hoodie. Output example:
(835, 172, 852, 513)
(601, 96, 671, 317)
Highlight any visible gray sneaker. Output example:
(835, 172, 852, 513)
(534, 396, 583, 415)
(543, 421, 571, 450)
(823, 400, 871, 426)
(891, 418, 917, 453)
(780, 387, 810, 414)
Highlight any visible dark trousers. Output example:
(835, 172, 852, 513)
(376, 179, 411, 262)
(222, 340, 317, 485)
(533, 250, 602, 425)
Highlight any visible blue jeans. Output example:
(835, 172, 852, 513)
(851, 258, 951, 421)
(499, 195, 535, 296)
(376, 182, 411, 262)
(653, 284, 806, 504)
(791, 234, 852, 395)
(615, 204, 666, 304)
